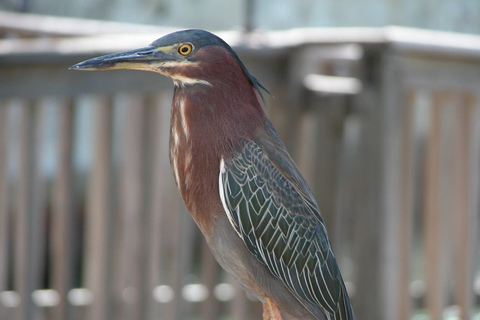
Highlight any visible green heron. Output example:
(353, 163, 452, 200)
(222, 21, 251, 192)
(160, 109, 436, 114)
(71, 29, 354, 320)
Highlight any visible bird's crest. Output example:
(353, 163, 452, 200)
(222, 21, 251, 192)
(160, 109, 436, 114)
(225, 41, 272, 106)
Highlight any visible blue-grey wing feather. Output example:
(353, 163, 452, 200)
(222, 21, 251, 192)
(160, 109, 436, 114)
(220, 140, 353, 319)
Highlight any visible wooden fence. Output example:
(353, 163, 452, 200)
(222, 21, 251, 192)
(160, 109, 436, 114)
(0, 14, 479, 320)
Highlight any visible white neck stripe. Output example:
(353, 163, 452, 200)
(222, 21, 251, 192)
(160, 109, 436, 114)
(173, 75, 212, 88)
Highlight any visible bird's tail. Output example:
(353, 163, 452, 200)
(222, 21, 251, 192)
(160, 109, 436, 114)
(333, 283, 354, 320)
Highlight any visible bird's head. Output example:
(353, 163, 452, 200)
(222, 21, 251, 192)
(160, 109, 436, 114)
(70, 29, 268, 98)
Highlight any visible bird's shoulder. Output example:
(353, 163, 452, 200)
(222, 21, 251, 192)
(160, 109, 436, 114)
(250, 119, 323, 221)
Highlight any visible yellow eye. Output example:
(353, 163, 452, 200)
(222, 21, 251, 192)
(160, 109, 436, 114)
(178, 44, 193, 56)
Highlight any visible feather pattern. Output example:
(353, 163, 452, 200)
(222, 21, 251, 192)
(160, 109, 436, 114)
(219, 139, 354, 319)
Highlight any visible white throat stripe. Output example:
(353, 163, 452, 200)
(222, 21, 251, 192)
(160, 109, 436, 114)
(173, 76, 212, 87)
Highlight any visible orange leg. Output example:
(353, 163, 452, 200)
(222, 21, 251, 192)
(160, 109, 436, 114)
(262, 297, 283, 320)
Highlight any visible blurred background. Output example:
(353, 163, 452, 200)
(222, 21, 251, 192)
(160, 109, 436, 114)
(0, 0, 479, 320)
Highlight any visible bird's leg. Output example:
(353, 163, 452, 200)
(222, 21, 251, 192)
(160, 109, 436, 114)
(262, 297, 283, 320)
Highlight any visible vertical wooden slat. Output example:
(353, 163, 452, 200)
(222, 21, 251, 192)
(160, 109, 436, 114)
(15, 100, 46, 320)
(160, 166, 184, 320)
(51, 98, 75, 320)
(296, 97, 345, 235)
(398, 89, 415, 320)
(33, 103, 49, 320)
(469, 95, 480, 317)
(438, 93, 457, 310)
(117, 94, 145, 320)
(423, 91, 443, 320)
(200, 240, 220, 320)
(84, 96, 114, 320)
(230, 284, 249, 320)
(171, 206, 196, 320)
(15, 102, 30, 320)
(143, 96, 160, 320)
(15, 101, 32, 320)
(145, 94, 173, 320)
(0, 103, 9, 318)
(138, 96, 155, 320)
(465, 94, 480, 319)
(333, 110, 360, 267)
(453, 93, 477, 319)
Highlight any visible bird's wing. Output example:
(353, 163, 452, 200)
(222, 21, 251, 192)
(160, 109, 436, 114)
(219, 138, 352, 318)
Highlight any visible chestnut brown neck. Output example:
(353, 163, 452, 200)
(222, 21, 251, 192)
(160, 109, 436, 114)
(169, 61, 265, 237)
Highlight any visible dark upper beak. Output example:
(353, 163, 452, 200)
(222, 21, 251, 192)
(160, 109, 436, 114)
(69, 45, 171, 71)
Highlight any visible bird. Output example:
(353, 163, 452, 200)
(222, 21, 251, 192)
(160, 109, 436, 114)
(70, 29, 354, 320)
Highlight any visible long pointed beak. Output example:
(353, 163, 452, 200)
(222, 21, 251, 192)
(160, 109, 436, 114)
(69, 46, 170, 71)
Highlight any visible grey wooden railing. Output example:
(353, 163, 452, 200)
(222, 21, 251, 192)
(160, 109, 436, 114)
(1, 13, 479, 320)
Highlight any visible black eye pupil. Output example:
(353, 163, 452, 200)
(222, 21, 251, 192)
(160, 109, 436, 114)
(181, 47, 189, 53)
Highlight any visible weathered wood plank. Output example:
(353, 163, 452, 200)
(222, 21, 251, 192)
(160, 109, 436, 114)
(351, 50, 407, 320)
(145, 93, 173, 320)
(84, 96, 114, 320)
(15, 101, 31, 320)
(438, 92, 457, 313)
(230, 283, 249, 320)
(464, 93, 480, 319)
(116, 94, 145, 320)
(51, 98, 76, 320)
(453, 92, 477, 319)
(170, 204, 196, 320)
(401, 56, 480, 92)
(0, 10, 167, 37)
(15, 99, 48, 320)
(144, 95, 165, 319)
(200, 240, 220, 320)
(0, 102, 9, 318)
(423, 91, 443, 320)
(398, 89, 415, 320)
(351, 51, 384, 320)
(0, 66, 170, 99)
